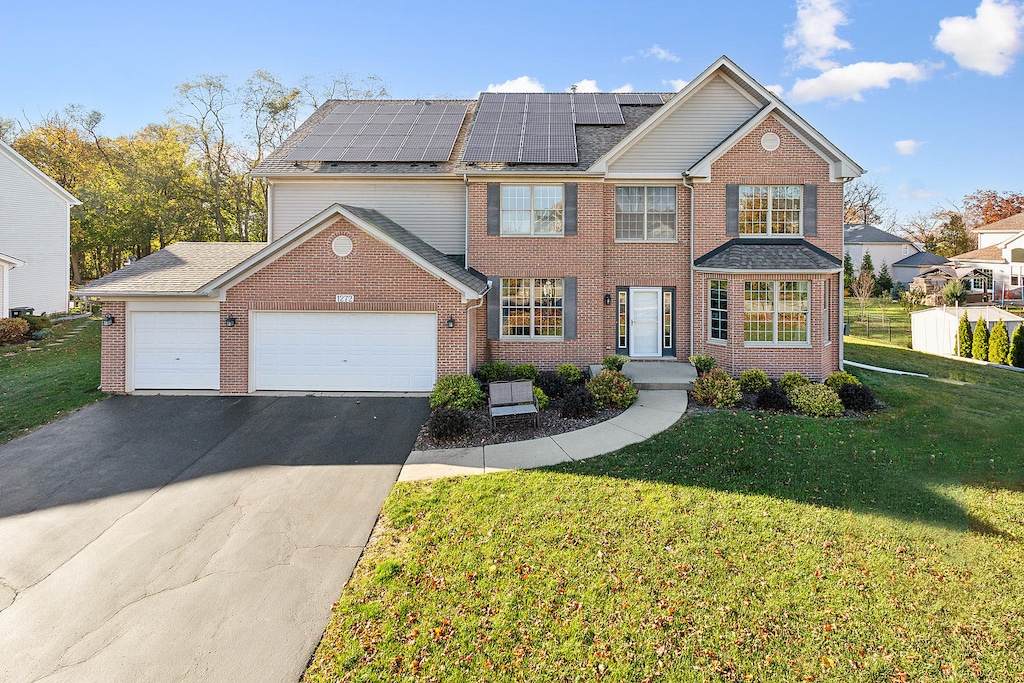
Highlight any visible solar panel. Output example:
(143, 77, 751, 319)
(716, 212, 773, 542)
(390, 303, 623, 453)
(571, 93, 625, 125)
(285, 101, 470, 163)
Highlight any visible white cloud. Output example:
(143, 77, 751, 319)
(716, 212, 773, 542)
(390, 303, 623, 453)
(487, 76, 545, 93)
(611, 84, 634, 93)
(934, 0, 1024, 76)
(570, 79, 600, 93)
(640, 44, 681, 62)
(894, 139, 924, 155)
(784, 0, 853, 70)
(664, 79, 689, 91)
(790, 61, 932, 103)
(897, 185, 941, 201)
(765, 84, 785, 97)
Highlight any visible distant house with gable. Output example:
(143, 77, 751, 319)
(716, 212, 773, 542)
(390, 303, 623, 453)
(843, 223, 943, 287)
(950, 211, 1024, 302)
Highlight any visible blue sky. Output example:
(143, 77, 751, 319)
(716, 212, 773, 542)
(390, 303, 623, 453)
(2, 0, 1022, 222)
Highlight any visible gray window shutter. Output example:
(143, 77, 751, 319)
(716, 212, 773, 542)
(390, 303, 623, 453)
(725, 184, 739, 236)
(564, 183, 578, 236)
(803, 184, 818, 236)
(563, 277, 577, 340)
(487, 184, 500, 235)
(487, 280, 501, 339)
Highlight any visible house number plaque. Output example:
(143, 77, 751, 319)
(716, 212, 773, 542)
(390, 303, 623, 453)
(335, 294, 355, 303)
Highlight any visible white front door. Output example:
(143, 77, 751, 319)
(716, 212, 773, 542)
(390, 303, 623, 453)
(629, 288, 662, 357)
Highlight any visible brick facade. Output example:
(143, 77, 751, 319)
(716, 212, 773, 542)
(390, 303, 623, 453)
(99, 301, 126, 392)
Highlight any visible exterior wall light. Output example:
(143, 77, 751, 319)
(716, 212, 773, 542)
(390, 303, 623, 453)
(102, 315, 116, 327)
(604, 294, 612, 305)
(225, 315, 236, 328)
(446, 316, 456, 329)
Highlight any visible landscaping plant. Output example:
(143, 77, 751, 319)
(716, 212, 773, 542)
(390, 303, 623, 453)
(778, 371, 810, 395)
(1011, 324, 1024, 367)
(475, 361, 511, 383)
(838, 383, 880, 412)
(555, 363, 583, 384)
(532, 386, 549, 410)
(755, 382, 791, 411)
(429, 375, 485, 410)
(0, 317, 30, 344)
(737, 368, 770, 394)
(535, 371, 567, 399)
(687, 354, 717, 376)
(824, 370, 861, 392)
(22, 314, 53, 332)
(789, 383, 844, 417)
(509, 363, 540, 381)
(692, 368, 741, 408)
(988, 319, 1010, 365)
(942, 279, 967, 306)
(957, 311, 973, 357)
(601, 354, 629, 372)
(559, 385, 596, 418)
(586, 369, 638, 408)
(426, 408, 470, 442)
(972, 318, 989, 362)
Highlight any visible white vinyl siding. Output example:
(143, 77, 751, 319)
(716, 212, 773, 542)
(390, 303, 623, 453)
(0, 150, 71, 314)
(269, 179, 466, 254)
(607, 76, 760, 176)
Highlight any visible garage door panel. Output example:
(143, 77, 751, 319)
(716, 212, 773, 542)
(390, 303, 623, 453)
(133, 312, 220, 390)
(252, 312, 436, 392)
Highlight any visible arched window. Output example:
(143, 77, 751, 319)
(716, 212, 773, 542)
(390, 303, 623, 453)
(1011, 247, 1024, 263)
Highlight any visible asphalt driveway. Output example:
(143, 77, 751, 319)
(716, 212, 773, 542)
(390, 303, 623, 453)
(0, 395, 429, 683)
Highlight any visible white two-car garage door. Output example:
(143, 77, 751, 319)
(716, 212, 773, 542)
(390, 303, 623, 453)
(251, 312, 437, 392)
(132, 311, 220, 390)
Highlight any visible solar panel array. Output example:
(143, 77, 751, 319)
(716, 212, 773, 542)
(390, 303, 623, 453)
(285, 102, 468, 163)
(462, 92, 666, 164)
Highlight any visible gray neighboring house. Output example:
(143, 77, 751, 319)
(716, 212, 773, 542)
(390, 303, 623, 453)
(891, 250, 949, 288)
(844, 223, 944, 286)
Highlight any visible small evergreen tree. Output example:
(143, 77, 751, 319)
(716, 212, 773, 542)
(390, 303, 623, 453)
(875, 261, 894, 298)
(957, 311, 973, 358)
(942, 280, 967, 306)
(972, 318, 989, 362)
(843, 252, 854, 293)
(988, 319, 1010, 364)
(860, 251, 875, 281)
(1010, 324, 1024, 367)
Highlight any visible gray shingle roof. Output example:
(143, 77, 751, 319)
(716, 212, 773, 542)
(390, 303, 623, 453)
(339, 205, 487, 293)
(893, 251, 948, 267)
(951, 246, 1005, 263)
(694, 238, 842, 271)
(972, 211, 1024, 233)
(843, 223, 910, 244)
(75, 242, 267, 296)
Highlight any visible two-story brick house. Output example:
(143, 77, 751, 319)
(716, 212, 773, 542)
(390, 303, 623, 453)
(77, 56, 862, 394)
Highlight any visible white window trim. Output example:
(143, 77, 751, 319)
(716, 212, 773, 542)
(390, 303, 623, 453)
(499, 277, 565, 341)
(708, 279, 728, 346)
(500, 184, 565, 237)
(738, 185, 803, 237)
(614, 185, 678, 243)
(743, 280, 812, 348)
(902, 244, 910, 255)
(823, 279, 832, 346)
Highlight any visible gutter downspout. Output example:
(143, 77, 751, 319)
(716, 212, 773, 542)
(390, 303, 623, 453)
(463, 173, 469, 269)
(682, 176, 696, 358)
(465, 282, 492, 374)
(839, 180, 846, 370)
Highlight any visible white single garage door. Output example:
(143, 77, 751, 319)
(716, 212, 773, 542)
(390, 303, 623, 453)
(252, 312, 437, 392)
(132, 312, 220, 390)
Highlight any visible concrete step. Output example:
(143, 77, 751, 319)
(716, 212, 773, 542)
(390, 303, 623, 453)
(590, 361, 696, 391)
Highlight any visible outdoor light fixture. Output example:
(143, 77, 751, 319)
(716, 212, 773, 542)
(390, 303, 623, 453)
(446, 316, 456, 329)
(604, 294, 612, 305)
(224, 315, 236, 328)
(102, 315, 116, 327)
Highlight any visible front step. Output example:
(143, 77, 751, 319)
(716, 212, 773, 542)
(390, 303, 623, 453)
(590, 361, 696, 391)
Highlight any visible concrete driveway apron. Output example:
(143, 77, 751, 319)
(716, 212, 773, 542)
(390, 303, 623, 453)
(0, 395, 427, 683)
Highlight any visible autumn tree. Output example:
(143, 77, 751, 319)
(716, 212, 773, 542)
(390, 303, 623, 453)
(963, 189, 1024, 225)
(850, 271, 875, 320)
(925, 211, 976, 258)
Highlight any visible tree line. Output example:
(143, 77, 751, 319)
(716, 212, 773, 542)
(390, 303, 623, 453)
(1, 71, 388, 283)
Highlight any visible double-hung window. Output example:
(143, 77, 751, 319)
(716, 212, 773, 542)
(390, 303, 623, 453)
(743, 281, 809, 345)
(501, 278, 563, 339)
(709, 280, 728, 341)
(501, 185, 564, 235)
(615, 187, 677, 240)
(739, 185, 802, 235)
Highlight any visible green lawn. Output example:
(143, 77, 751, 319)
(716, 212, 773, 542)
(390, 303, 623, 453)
(844, 296, 914, 347)
(0, 319, 105, 444)
(305, 340, 1023, 682)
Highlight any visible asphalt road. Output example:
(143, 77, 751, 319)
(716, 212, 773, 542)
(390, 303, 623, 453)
(0, 395, 428, 683)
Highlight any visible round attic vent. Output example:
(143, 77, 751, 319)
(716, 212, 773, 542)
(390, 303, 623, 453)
(332, 235, 353, 257)
(760, 132, 781, 152)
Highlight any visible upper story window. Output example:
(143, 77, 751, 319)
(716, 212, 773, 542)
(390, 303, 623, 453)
(615, 187, 677, 241)
(501, 185, 563, 236)
(902, 244, 910, 255)
(1012, 248, 1024, 263)
(739, 185, 802, 235)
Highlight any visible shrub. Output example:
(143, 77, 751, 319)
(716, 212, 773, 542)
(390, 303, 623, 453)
(556, 363, 583, 384)
(972, 319, 989, 363)
(957, 312, 973, 358)
(942, 280, 967, 306)
(988, 319, 1010, 365)
(692, 368, 741, 408)
(737, 368, 770, 394)
(755, 383, 791, 411)
(22, 314, 53, 332)
(0, 317, 30, 344)
(789, 383, 844, 418)
(535, 371, 567, 399)
(838, 383, 880, 412)
(778, 371, 810, 395)
(602, 354, 630, 372)
(1011, 324, 1024, 368)
(586, 369, 638, 408)
(475, 361, 511, 383)
(509, 363, 540, 381)
(824, 371, 861, 392)
(32, 329, 51, 341)
(560, 385, 596, 418)
(427, 408, 470, 442)
(688, 354, 717, 376)
(429, 375, 485, 410)
(532, 386, 549, 410)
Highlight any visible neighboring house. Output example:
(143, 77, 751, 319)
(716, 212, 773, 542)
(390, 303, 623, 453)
(910, 265, 991, 305)
(843, 222, 940, 286)
(76, 56, 863, 394)
(0, 251, 26, 318)
(0, 139, 81, 316)
(911, 305, 1023, 356)
(949, 211, 1024, 302)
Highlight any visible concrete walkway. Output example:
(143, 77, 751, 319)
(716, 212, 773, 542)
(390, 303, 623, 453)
(399, 390, 687, 482)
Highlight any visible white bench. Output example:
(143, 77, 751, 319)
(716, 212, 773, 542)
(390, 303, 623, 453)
(488, 380, 539, 429)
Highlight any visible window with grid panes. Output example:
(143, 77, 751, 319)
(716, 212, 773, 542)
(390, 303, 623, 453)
(710, 280, 728, 341)
(738, 185, 802, 235)
(663, 291, 673, 349)
(743, 281, 809, 344)
(501, 185, 563, 235)
(617, 291, 627, 349)
(615, 187, 676, 241)
(501, 278, 563, 338)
